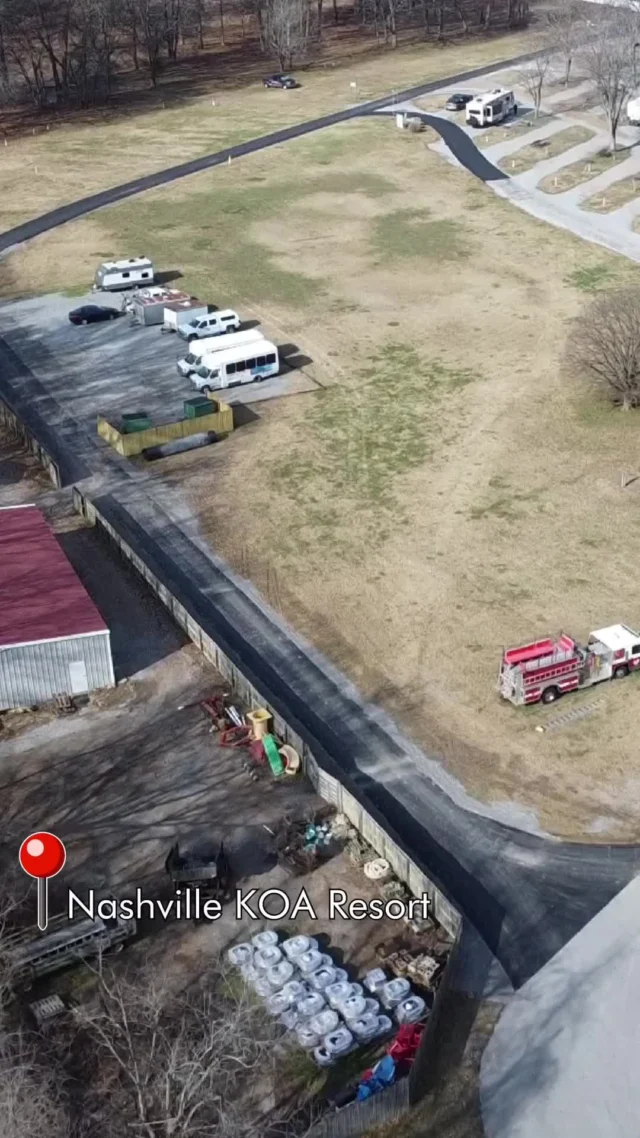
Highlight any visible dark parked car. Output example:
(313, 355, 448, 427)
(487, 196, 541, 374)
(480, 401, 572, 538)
(263, 74, 298, 89)
(69, 305, 120, 325)
(445, 93, 473, 111)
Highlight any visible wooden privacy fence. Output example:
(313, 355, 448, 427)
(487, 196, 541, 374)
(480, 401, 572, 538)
(97, 403, 234, 457)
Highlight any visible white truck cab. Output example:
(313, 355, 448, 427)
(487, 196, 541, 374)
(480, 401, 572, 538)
(466, 88, 516, 128)
(178, 309, 241, 342)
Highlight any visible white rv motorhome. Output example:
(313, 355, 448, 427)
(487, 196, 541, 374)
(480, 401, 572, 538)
(94, 257, 155, 292)
(191, 339, 279, 392)
(628, 95, 640, 125)
(177, 327, 265, 377)
(466, 88, 517, 128)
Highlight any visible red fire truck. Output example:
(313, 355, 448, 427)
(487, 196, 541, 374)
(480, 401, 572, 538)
(498, 624, 640, 706)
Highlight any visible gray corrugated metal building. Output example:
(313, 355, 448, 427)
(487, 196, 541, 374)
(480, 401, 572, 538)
(0, 505, 115, 709)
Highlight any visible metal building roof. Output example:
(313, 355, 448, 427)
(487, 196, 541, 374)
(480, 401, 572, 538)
(0, 505, 108, 649)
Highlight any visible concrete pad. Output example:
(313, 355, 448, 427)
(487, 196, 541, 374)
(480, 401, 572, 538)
(0, 291, 317, 432)
(481, 874, 640, 1138)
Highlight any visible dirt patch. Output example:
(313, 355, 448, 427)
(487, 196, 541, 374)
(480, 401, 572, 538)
(538, 146, 635, 194)
(498, 125, 594, 174)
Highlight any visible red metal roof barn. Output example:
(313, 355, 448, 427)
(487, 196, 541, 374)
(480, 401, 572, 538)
(0, 505, 114, 709)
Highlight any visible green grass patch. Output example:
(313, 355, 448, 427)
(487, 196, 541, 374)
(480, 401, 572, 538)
(538, 146, 634, 194)
(498, 126, 594, 175)
(101, 179, 325, 308)
(564, 263, 615, 292)
(271, 344, 477, 528)
(372, 209, 470, 263)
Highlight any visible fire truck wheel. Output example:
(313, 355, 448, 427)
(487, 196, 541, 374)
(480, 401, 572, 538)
(541, 686, 559, 704)
(613, 664, 629, 679)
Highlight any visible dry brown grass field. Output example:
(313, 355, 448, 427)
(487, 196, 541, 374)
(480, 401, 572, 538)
(5, 111, 640, 840)
(0, 28, 535, 235)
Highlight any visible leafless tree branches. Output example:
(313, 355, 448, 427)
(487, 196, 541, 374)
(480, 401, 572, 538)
(75, 962, 301, 1138)
(546, 1, 586, 87)
(567, 288, 640, 410)
(582, 7, 640, 151)
(517, 46, 552, 118)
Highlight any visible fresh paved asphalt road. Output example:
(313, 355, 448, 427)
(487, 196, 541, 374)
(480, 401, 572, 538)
(0, 48, 639, 997)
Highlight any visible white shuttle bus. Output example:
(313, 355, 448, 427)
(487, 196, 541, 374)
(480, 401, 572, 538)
(94, 257, 155, 292)
(177, 328, 265, 377)
(191, 339, 279, 392)
(466, 88, 516, 128)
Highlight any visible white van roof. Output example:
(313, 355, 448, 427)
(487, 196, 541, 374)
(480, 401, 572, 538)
(200, 339, 275, 367)
(100, 257, 153, 272)
(190, 328, 264, 357)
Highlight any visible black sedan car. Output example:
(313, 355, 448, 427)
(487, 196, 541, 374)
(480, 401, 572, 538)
(69, 304, 120, 325)
(445, 93, 473, 111)
(263, 74, 298, 89)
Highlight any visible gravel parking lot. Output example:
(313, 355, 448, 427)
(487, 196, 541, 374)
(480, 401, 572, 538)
(0, 290, 319, 434)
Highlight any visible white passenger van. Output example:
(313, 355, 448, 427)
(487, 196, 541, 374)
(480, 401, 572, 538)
(178, 308, 241, 342)
(94, 257, 155, 292)
(177, 328, 265, 377)
(466, 88, 516, 128)
(191, 339, 279, 392)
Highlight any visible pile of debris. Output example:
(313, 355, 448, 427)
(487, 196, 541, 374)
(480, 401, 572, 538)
(194, 694, 301, 780)
(376, 929, 451, 993)
(274, 810, 349, 875)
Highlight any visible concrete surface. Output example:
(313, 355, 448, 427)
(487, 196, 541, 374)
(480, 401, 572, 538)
(0, 292, 318, 429)
(481, 873, 640, 1138)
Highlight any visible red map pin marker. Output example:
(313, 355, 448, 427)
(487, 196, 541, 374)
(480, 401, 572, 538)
(19, 832, 66, 932)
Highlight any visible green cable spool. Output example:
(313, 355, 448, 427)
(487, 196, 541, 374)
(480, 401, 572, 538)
(262, 733, 284, 777)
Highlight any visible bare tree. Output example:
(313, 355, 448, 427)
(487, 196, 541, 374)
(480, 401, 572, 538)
(517, 46, 552, 118)
(76, 963, 302, 1138)
(546, 2, 586, 87)
(583, 8, 637, 151)
(567, 288, 640, 410)
(263, 0, 313, 69)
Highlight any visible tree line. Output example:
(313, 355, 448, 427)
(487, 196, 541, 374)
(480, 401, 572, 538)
(0, 0, 530, 109)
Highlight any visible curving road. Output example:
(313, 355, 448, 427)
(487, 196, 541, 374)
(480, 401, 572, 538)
(1, 50, 639, 996)
(1, 53, 518, 254)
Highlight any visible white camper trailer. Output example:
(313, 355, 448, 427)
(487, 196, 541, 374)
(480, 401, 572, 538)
(94, 257, 155, 292)
(163, 297, 209, 333)
(177, 328, 265, 377)
(131, 289, 191, 326)
(466, 88, 516, 128)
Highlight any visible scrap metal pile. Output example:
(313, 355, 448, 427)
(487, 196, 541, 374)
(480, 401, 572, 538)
(197, 694, 301, 778)
(274, 809, 350, 874)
